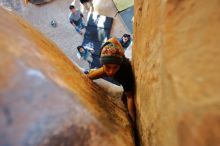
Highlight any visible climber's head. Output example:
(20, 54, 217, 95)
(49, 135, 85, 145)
(100, 37, 124, 77)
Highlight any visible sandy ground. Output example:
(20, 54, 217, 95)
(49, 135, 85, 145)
(0, 0, 134, 95)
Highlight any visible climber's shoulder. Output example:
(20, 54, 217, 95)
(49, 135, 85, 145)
(114, 57, 135, 92)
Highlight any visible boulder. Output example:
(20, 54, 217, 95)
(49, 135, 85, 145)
(0, 7, 135, 146)
(133, 0, 220, 146)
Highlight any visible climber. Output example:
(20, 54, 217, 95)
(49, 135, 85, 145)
(86, 37, 136, 122)
(69, 5, 86, 35)
(76, 45, 94, 68)
(119, 34, 132, 50)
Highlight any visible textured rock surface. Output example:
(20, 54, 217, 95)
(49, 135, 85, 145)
(133, 0, 220, 146)
(0, 7, 134, 146)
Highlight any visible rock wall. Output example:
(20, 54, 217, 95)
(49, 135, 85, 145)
(133, 0, 220, 146)
(0, 7, 134, 146)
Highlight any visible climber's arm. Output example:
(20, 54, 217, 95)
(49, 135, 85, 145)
(87, 67, 106, 80)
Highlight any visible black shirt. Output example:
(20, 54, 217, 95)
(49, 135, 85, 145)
(113, 58, 135, 92)
(119, 38, 131, 50)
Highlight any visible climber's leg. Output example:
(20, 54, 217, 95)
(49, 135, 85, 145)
(83, 3, 90, 11)
(121, 93, 127, 107)
(127, 95, 136, 122)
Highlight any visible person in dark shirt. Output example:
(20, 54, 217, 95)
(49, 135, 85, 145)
(87, 37, 136, 122)
(119, 34, 131, 50)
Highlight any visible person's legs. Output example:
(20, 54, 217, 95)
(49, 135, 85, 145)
(75, 25, 82, 35)
(89, 0, 94, 11)
(83, 2, 90, 11)
(127, 96, 136, 122)
(75, 19, 85, 35)
(80, 19, 86, 29)
(77, 18, 85, 29)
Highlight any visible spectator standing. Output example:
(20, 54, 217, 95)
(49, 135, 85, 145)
(69, 5, 86, 35)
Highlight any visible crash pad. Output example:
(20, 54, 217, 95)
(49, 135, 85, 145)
(84, 26, 110, 42)
(87, 13, 113, 29)
(112, 0, 134, 12)
(119, 6, 134, 33)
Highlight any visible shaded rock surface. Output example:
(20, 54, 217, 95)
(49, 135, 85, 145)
(0, 7, 134, 146)
(133, 0, 220, 146)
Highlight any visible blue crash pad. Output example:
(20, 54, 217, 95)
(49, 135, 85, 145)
(119, 6, 134, 34)
(84, 26, 110, 42)
(91, 54, 101, 68)
(87, 14, 113, 29)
